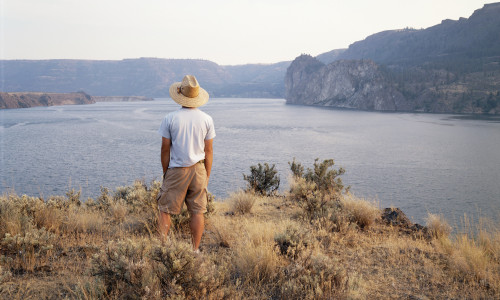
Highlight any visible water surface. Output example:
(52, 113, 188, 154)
(1, 98, 499, 224)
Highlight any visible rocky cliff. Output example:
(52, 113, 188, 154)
(285, 3, 500, 114)
(285, 55, 412, 111)
(285, 54, 500, 113)
(0, 92, 94, 109)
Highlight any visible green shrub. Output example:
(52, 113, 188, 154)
(288, 158, 349, 220)
(303, 158, 347, 194)
(243, 163, 280, 196)
(289, 157, 304, 178)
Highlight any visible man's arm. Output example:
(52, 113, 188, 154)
(161, 137, 171, 175)
(204, 139, 214, 184)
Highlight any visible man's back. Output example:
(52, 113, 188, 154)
(158, 107, 215, 168)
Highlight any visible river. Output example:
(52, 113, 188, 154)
(1, 98, 499, 225)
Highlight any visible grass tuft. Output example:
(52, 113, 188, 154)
(426, 213, 452, 238)
(341, 193, 380, 229)
(228, 190, 258, 215)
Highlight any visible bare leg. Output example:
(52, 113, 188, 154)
(190, 213, 205, 251)
(158, 210, 171, 242)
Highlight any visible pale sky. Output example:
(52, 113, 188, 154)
(1, 0, 496, 65)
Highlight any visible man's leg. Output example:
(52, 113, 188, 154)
(158, 210, 171, 242)
(190, 213, 204, 251)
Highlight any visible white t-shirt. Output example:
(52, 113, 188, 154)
(158, 107, 216, 168)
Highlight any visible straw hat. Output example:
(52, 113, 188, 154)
(169, 75, 209, 108)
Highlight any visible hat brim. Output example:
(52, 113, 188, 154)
(169, 82, 209, 108)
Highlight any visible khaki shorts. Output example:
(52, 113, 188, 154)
(157, 162, 208, 215)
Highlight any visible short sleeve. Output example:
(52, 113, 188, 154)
(205, 116, 216, 140)
(158, 116, 171, 139)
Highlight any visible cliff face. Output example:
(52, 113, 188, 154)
(285, 55, 411, 111)
(285, 3, 500, 114)
(0, 92, 94, 109)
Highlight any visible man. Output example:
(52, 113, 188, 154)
(156, 75, 215, 252)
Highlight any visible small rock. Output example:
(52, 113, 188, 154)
(381, 208, 412, 227)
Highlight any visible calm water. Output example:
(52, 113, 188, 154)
(1, 98, 499, 225)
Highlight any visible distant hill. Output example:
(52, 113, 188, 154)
(0, 58, 289, 99)
(285, 3, 500, 114)
(0, 92, 94, 109)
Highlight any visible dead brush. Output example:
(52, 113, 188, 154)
(0, 196, 24, 237)
(91, 238, 159, 299)
(33, 205, 64, 234)
(62, 207, 106, 236)
(448, 216, 500, 288)
(451, 233, 491, 282)
(109, 199, 128, 224)
(228, 190, 258, 215)
(1, 226, 55, 273)
(151, 239, 222, 298)
(274, 223, 311, 258)
(426, 213, 452, 239)
(206, 215, 234, 249)
(232, 241, 283, 286)
(341, 193, 380, 229)
(278, 251, 348, 299)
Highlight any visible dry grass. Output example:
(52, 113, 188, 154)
(0, 182, 499, 299)
(341, 193, 380, 229)
(426, 213, 452, 238)
(227, 190, 258, 215)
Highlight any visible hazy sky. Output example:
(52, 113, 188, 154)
(1, 0, 495, 65)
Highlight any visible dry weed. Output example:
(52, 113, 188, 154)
(233, 241, 283, 286)
(228, 190, 258, 215)
(426, 213, 452, 238)
(33, 205, 64, 234)
(280, 251, 347, 299)
(452, 233, 491, 281)
(62, 208, 106, 235)
(341, 193, 380, 229)
(109, 199, 128, 224)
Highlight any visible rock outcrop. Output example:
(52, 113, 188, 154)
(0, 92, 94, 109)
(285, 55, 412, 111)
(285, 3, 500, 114)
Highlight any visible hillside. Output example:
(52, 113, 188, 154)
(337, 3, 500, 67)
(286, 3, 500, 113)
(1, 177, 498, 299)
(0, 92, 94, 109)
(0, 58, 289, 99)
